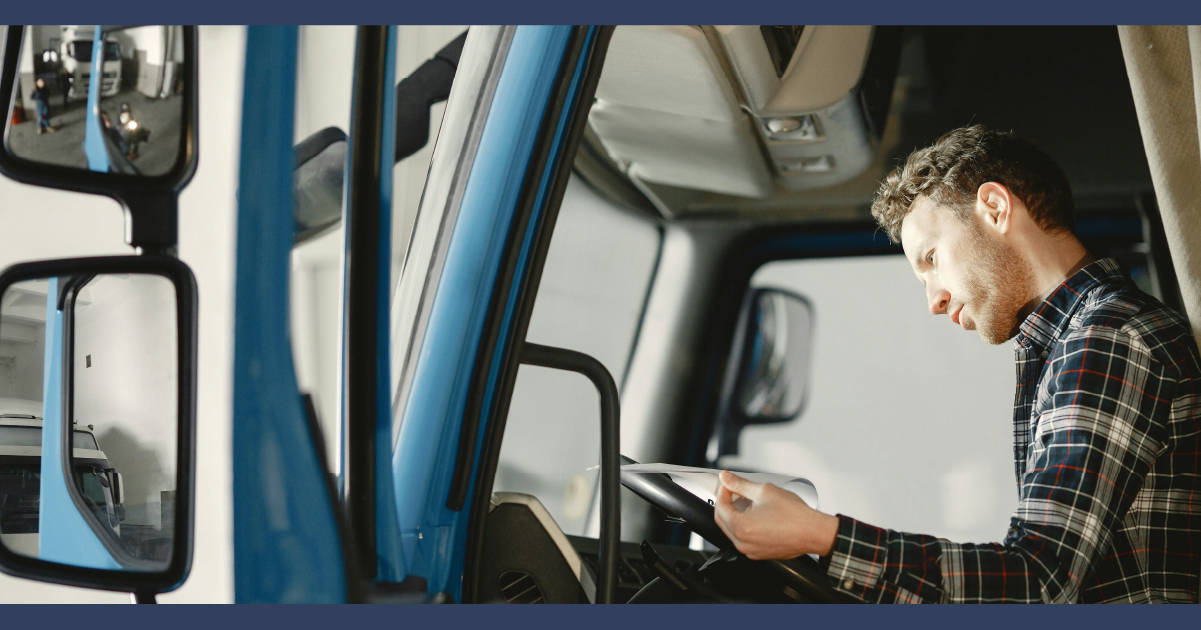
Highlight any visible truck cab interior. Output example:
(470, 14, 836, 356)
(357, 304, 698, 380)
(473, 25, 1170, 603)
(1, 23, 1192, 604)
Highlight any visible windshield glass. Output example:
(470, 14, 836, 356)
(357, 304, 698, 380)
(71, 40, 93, 63)
(68, 40, 117, 63)
(0, 426, 40, 447)
(0, 463, 40, 534)
(73, 431, 98, 450)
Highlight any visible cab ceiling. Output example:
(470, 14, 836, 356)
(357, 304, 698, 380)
(578, 26, 1155, 224)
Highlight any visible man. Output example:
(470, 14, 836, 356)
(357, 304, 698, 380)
(30, 78, 55, 135)
(714, 126, 1201, 603)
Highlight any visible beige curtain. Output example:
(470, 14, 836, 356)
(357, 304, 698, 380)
(1118, 26, 1201, 347)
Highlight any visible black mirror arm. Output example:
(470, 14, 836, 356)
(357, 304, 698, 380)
(518, 342, 620, 604)
(121, 189, 178, 254)
(394, 30, 467, 162)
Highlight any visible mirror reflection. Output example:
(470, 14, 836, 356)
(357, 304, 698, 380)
(6, 25, 185, 176)
(738, 290, 814, 419)
(0, 274, 178, 572)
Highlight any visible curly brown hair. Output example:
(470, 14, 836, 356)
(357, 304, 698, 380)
(870, 125, 1075, 243)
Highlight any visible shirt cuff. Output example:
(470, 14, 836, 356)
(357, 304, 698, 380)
(823, 514, 889, 599)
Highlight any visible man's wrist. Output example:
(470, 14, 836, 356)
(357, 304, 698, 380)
(811, 512, 839, 556)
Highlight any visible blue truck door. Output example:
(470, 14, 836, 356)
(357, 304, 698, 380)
(230, 25, 606, 603)
(387, 26, 609, 602)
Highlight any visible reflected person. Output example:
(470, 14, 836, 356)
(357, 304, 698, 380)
(30, 78, 55, 135)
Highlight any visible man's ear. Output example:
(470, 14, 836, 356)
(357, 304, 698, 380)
(975, 182, 1013, 235)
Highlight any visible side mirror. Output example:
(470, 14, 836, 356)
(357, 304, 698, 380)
(0, 256, 197, 595)
(111, 471, 126, 506)
(711, 288, 814, 461)
(293, 126, 347, 245)
(1, 25, 198, 251)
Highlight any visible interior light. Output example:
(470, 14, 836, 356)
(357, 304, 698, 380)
(764, 115, 820, 141)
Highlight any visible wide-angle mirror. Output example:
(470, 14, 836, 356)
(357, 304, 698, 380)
(0, 258, 196, 593)
(2, 25, 194, 184)
(737, 289, 814, 420)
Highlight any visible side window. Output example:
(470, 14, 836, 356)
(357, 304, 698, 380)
(724, 255, 1018, 543)
(289, 26, 467, 472)
(492, 175, 661, 536)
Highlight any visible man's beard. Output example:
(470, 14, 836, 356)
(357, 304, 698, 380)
(957, 226, 1035, 345)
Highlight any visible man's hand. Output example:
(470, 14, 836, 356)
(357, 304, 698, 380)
(713, 470, 839, 560)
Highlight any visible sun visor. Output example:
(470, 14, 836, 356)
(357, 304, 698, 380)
(589, 26, 774, 199)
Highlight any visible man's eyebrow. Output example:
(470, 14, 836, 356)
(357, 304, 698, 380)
(909, 241, 929, 269)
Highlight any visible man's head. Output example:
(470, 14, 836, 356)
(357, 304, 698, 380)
(35, 78, 45, 89)
(871, 126, 1079, 344)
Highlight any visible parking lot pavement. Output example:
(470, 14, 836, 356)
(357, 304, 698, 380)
(10, 88, 184, 175)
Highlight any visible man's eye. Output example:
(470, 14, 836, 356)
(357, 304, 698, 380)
(926, 251, 935, 265)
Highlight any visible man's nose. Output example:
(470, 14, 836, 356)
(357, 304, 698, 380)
(927, 286, 950, 315)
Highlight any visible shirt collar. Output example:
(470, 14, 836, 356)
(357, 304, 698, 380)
(1015, 257, 1131, 350)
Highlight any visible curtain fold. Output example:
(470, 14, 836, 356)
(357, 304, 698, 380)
(1118, 25, 1201, 348)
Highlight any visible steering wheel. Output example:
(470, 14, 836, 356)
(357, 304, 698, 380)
(619, 456, 859, 604)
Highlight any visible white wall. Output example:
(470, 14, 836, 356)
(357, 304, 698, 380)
(73, 275, 178, 529)
(0, 288, 46, 403)
(725, 256, 1018, 543)
(0, 24, 245, 604)
(123, 26, 164, 66)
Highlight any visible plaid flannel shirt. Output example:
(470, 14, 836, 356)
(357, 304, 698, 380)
(822, 258, 1201, 603)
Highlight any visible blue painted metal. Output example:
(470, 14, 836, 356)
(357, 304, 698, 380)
(477, 26, 597, 475)
(390, 26, 574, 600)
(83, 27, 109, 173)
(37, 278, 120, 569)
(232, 26, 347, 603)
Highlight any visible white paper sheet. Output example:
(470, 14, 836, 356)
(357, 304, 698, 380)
(620, 463, 818, 510)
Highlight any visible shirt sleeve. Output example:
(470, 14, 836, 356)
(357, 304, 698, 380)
(823, 325, 1173, 603)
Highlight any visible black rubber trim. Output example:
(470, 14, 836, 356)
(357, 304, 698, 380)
(456, 26, 615, 605)
(342, 26, 390, 586)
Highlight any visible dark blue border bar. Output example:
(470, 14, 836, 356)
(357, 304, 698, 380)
(6, 0, 1201, 26)
(1, 601, 1197, 626)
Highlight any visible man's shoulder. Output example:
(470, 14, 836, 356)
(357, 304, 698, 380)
(1064, 282, 1197, 373)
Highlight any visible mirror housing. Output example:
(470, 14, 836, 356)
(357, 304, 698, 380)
(0, 255, 197, 595)
(111, 470, 125, 505)
(710, 288, 814, 462)
(293, 126, 347, 245)
(0, 26, 198, 251)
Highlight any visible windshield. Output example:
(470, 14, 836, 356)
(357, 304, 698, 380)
(0, 462, 118, 535)
(69, 40, 118, 63)
(0, 425, 101, 450)
(0, 463, 40, 534)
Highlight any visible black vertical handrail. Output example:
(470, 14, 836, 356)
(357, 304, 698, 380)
(519, 342, 620, 604)
(343, 25, 390, 581)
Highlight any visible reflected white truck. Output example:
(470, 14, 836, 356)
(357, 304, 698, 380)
(59, 25, 122, 99)
(0, 405, 125, 557)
